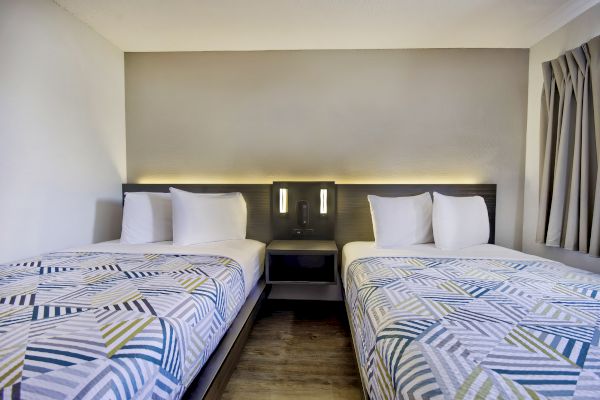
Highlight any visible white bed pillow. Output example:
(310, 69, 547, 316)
(120, 192, 172, 244)
(432, 192, 490, 250)
(170, 187, 247, 245)
(368, 192, 433, 248)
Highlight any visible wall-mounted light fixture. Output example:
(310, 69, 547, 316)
(320, 188, 328, 215)
(272, 181, 335, 240)
(279, 188, 288, 214)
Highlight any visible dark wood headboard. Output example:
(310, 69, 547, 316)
(122, 183, 495, 248)
(335, 184, 496, 248)
(122, 184, 272, 244)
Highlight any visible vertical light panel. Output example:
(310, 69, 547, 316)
(279, 188, 288, 214)
(320, 188, 327, 214)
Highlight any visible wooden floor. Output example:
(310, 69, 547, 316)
(222, 300, 363, 400)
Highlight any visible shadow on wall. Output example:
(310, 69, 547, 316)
(93, 198, 122, 242)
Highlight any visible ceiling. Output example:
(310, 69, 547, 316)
(54, 0, 599, 51)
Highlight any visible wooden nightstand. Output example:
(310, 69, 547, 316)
(266, 240, 339, 285)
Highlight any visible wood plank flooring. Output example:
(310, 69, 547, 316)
(222, 300, 363, 400)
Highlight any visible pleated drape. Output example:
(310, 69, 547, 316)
(536, 35, 600, 257)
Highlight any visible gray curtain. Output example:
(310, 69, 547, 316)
(536, 35, 600, 257)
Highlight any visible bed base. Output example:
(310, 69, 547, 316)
(182, 279, 270, 400)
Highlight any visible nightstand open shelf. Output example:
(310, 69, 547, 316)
(266, 240, 338, 285)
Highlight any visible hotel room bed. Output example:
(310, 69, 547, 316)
(0, 239, 265, 400)
(342, 241, 600, 400)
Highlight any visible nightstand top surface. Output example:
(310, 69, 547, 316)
(267, 240, 338, 252)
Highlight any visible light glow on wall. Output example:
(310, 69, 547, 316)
(136, 174, 481, 185)
(333, 175, 481, 184)
(136, 175, 269, 184)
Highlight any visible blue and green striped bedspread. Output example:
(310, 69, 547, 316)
(345, 256, 600, 399)
(0, 251, 246, 399)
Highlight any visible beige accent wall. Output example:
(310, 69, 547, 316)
(523, 4, 600, 271)
(0, 0, 126, 263)
(125, 49, 528, 248)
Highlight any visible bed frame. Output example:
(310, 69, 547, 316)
(183, 280, 270, 399)
(122, 184, 273, 400)
(335, 184, 497, 399)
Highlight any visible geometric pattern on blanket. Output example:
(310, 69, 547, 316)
(345, 256, 600, 400)
(0, 252, 245, 400)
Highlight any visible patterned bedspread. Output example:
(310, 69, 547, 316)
(345, 256, 600, 400)
(0, 251, 246, 400)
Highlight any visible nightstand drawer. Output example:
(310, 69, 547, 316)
(267, 254, 336, 284)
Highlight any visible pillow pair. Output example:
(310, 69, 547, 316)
(368, 192, 489, 250)
(120, 188, 247, 246)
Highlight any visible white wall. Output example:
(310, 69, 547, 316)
(522, 3, 600, 271)
(125, 49, 529, 249)
(0, 0, 126, 263)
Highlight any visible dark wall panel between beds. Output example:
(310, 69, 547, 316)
(122, 184, 272, 244)
(335, 184, 496, 249)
